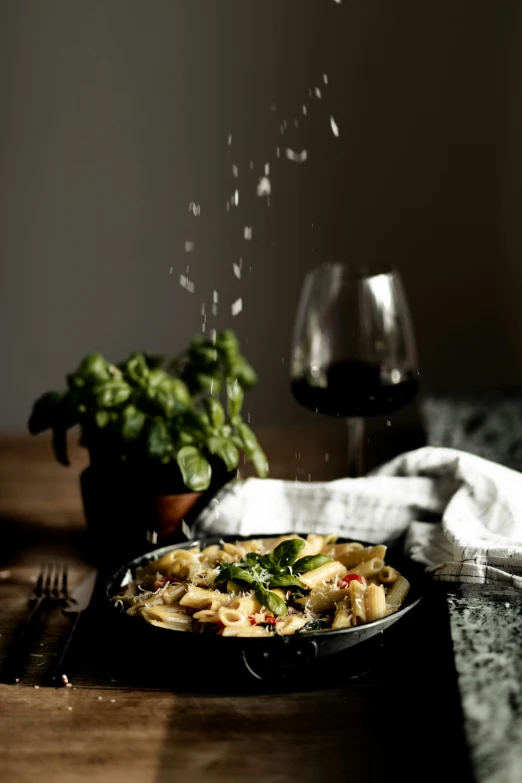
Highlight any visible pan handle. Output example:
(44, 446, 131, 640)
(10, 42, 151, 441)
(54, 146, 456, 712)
(241, 640, 318, 682)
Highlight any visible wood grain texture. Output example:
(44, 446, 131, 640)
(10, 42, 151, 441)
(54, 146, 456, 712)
(0, 433, 471, 783)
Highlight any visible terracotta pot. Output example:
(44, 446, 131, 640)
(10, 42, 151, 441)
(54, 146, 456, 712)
(80, 461, 233, 565)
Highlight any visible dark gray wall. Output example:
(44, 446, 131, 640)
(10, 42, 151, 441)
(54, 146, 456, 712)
(1, 1, 521, 431)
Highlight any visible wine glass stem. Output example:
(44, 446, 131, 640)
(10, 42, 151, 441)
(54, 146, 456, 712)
(346, 417, 365, 477)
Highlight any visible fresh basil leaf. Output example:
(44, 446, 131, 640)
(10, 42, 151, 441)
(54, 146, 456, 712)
(120, 404, 146, 441)
(146, 418, 174, 463)
(245, 552, 276, 570)
(191, 345, 219, 366)
(229, 357, 258, 389)
(234, 421, 258, 456)
(176, 445, 211, 491)
(272, 539, 306, 568)
(293, 554, 333, 573)
(255, 586, 288, 618)
(251, 446, 269, 478)
(94, 380, 131, 408)
(147, 368, 170, 388)
(295, 619, 329, 634)
(216, 329, 239, 357)
(169, 378, 191, 407)
(206, 436, 239, 472)
(122, 353, 150, 388)
(28, 391, 63, 435)
(194, 373, 219, 394)
(226, 380, 244, 417)
(215, 565, 255, 586)
(95, 410, 110, 429)
(52, 426, 69, 466)
(75, 353, 111, 384)
(268, 574, 304, 589)
(203, 397, 225, 429)
(144, 353, 166, 370)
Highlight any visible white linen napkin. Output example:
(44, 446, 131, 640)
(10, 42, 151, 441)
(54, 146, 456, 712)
(195, 446, 522, 589)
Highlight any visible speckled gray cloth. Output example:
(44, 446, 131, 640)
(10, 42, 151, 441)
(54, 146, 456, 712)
(196, 446, 522, 589)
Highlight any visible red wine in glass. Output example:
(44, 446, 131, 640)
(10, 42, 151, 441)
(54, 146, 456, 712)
(292, 360, 418, 418)
(290, 266, 418, 474)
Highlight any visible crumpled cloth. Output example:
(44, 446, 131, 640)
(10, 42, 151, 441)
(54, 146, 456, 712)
(195, 447, 522, 589)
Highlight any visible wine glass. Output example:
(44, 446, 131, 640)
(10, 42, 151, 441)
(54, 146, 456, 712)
(290, 264, 418, 476)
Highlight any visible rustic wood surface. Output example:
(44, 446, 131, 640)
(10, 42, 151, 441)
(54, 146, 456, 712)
(0, 432, 471, 783)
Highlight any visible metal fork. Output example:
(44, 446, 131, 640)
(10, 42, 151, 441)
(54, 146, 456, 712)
(3, 563, 69, 684)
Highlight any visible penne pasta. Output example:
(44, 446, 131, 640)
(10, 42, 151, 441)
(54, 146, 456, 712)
(332, 598, 352, 630)
(366, 583, 387, 622)
(180, 586, 229, 611)
(275, 615, 309, 635)
(347, 558, 385, 578)
(229, 595, 262, 615)
(218, 607, 250, 628)
(385, 575, 411, 611)
(298, 560, 348, 589)
(299, 587, 348, 613)
(221, 625, 269, 637)
(379, 565, 400, 584)
(349, 579, 367, 625)
(114, 536, 411, 637)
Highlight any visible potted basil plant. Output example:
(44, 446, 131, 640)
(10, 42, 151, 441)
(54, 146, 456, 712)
(28, 329, 268, 554)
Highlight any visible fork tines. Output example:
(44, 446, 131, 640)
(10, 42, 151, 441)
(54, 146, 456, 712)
(3, 562, 69, 684)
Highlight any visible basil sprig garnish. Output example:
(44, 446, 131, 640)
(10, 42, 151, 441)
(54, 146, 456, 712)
(292, 554, 332, 573)
(255, 586, 288, 618)
(213, 540, 333, 617)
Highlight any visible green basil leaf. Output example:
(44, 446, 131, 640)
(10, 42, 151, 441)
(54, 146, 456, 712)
(255, 586, 288, 618)
(122, 353, 150, 388)
(267, 574, 304, 589)
(94, 381, 131, 408)
(195, 373, 220, 394)
(295, 619, 329, 634)
(229, 357, 258, 389)
(226, 380, 244, 417)
(169, 378, 191, 407)
(176, 445, 211, 491)
(184, 408, 212, 434)
(177, 431, 195, 446)
(191, 345, 219, 366)
(272, 539, 306, 568)
(234, 421, 259, 457)
(28, 391, 63, 435)
(152, 383, 177, 418)
(95, 410, 110, 429)
(245, 552, 275, 570)
(251, 446, 269, 478)
(144, 353, 166, 370)
(216, 329, 239, 356)
(146, 418, 174, 463)
(206, 435, 239, 472)
(120, 404, 146, 441)
(293, 554, 333, 573)
(75, 353, 111, 384)
(148, 368, 170, 388)
(52, 426, 69, 466)
(203, 397, 225, 429)
(215, 565, 255, 586)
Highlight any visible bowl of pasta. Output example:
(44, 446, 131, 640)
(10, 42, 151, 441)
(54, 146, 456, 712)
(106, 532, 422, 681)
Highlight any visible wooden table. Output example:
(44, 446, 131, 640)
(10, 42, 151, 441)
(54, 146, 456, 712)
(0, 432, 473, 783)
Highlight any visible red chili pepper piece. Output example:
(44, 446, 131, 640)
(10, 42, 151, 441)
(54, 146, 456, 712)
(263, 616, 277, 625)
(341, 574, 364, 587)
(248, 616, 258, 626)
(155, 576, 181, 589)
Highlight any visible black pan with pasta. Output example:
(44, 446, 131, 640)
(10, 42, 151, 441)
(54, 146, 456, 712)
(105, 533, 423, 682)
